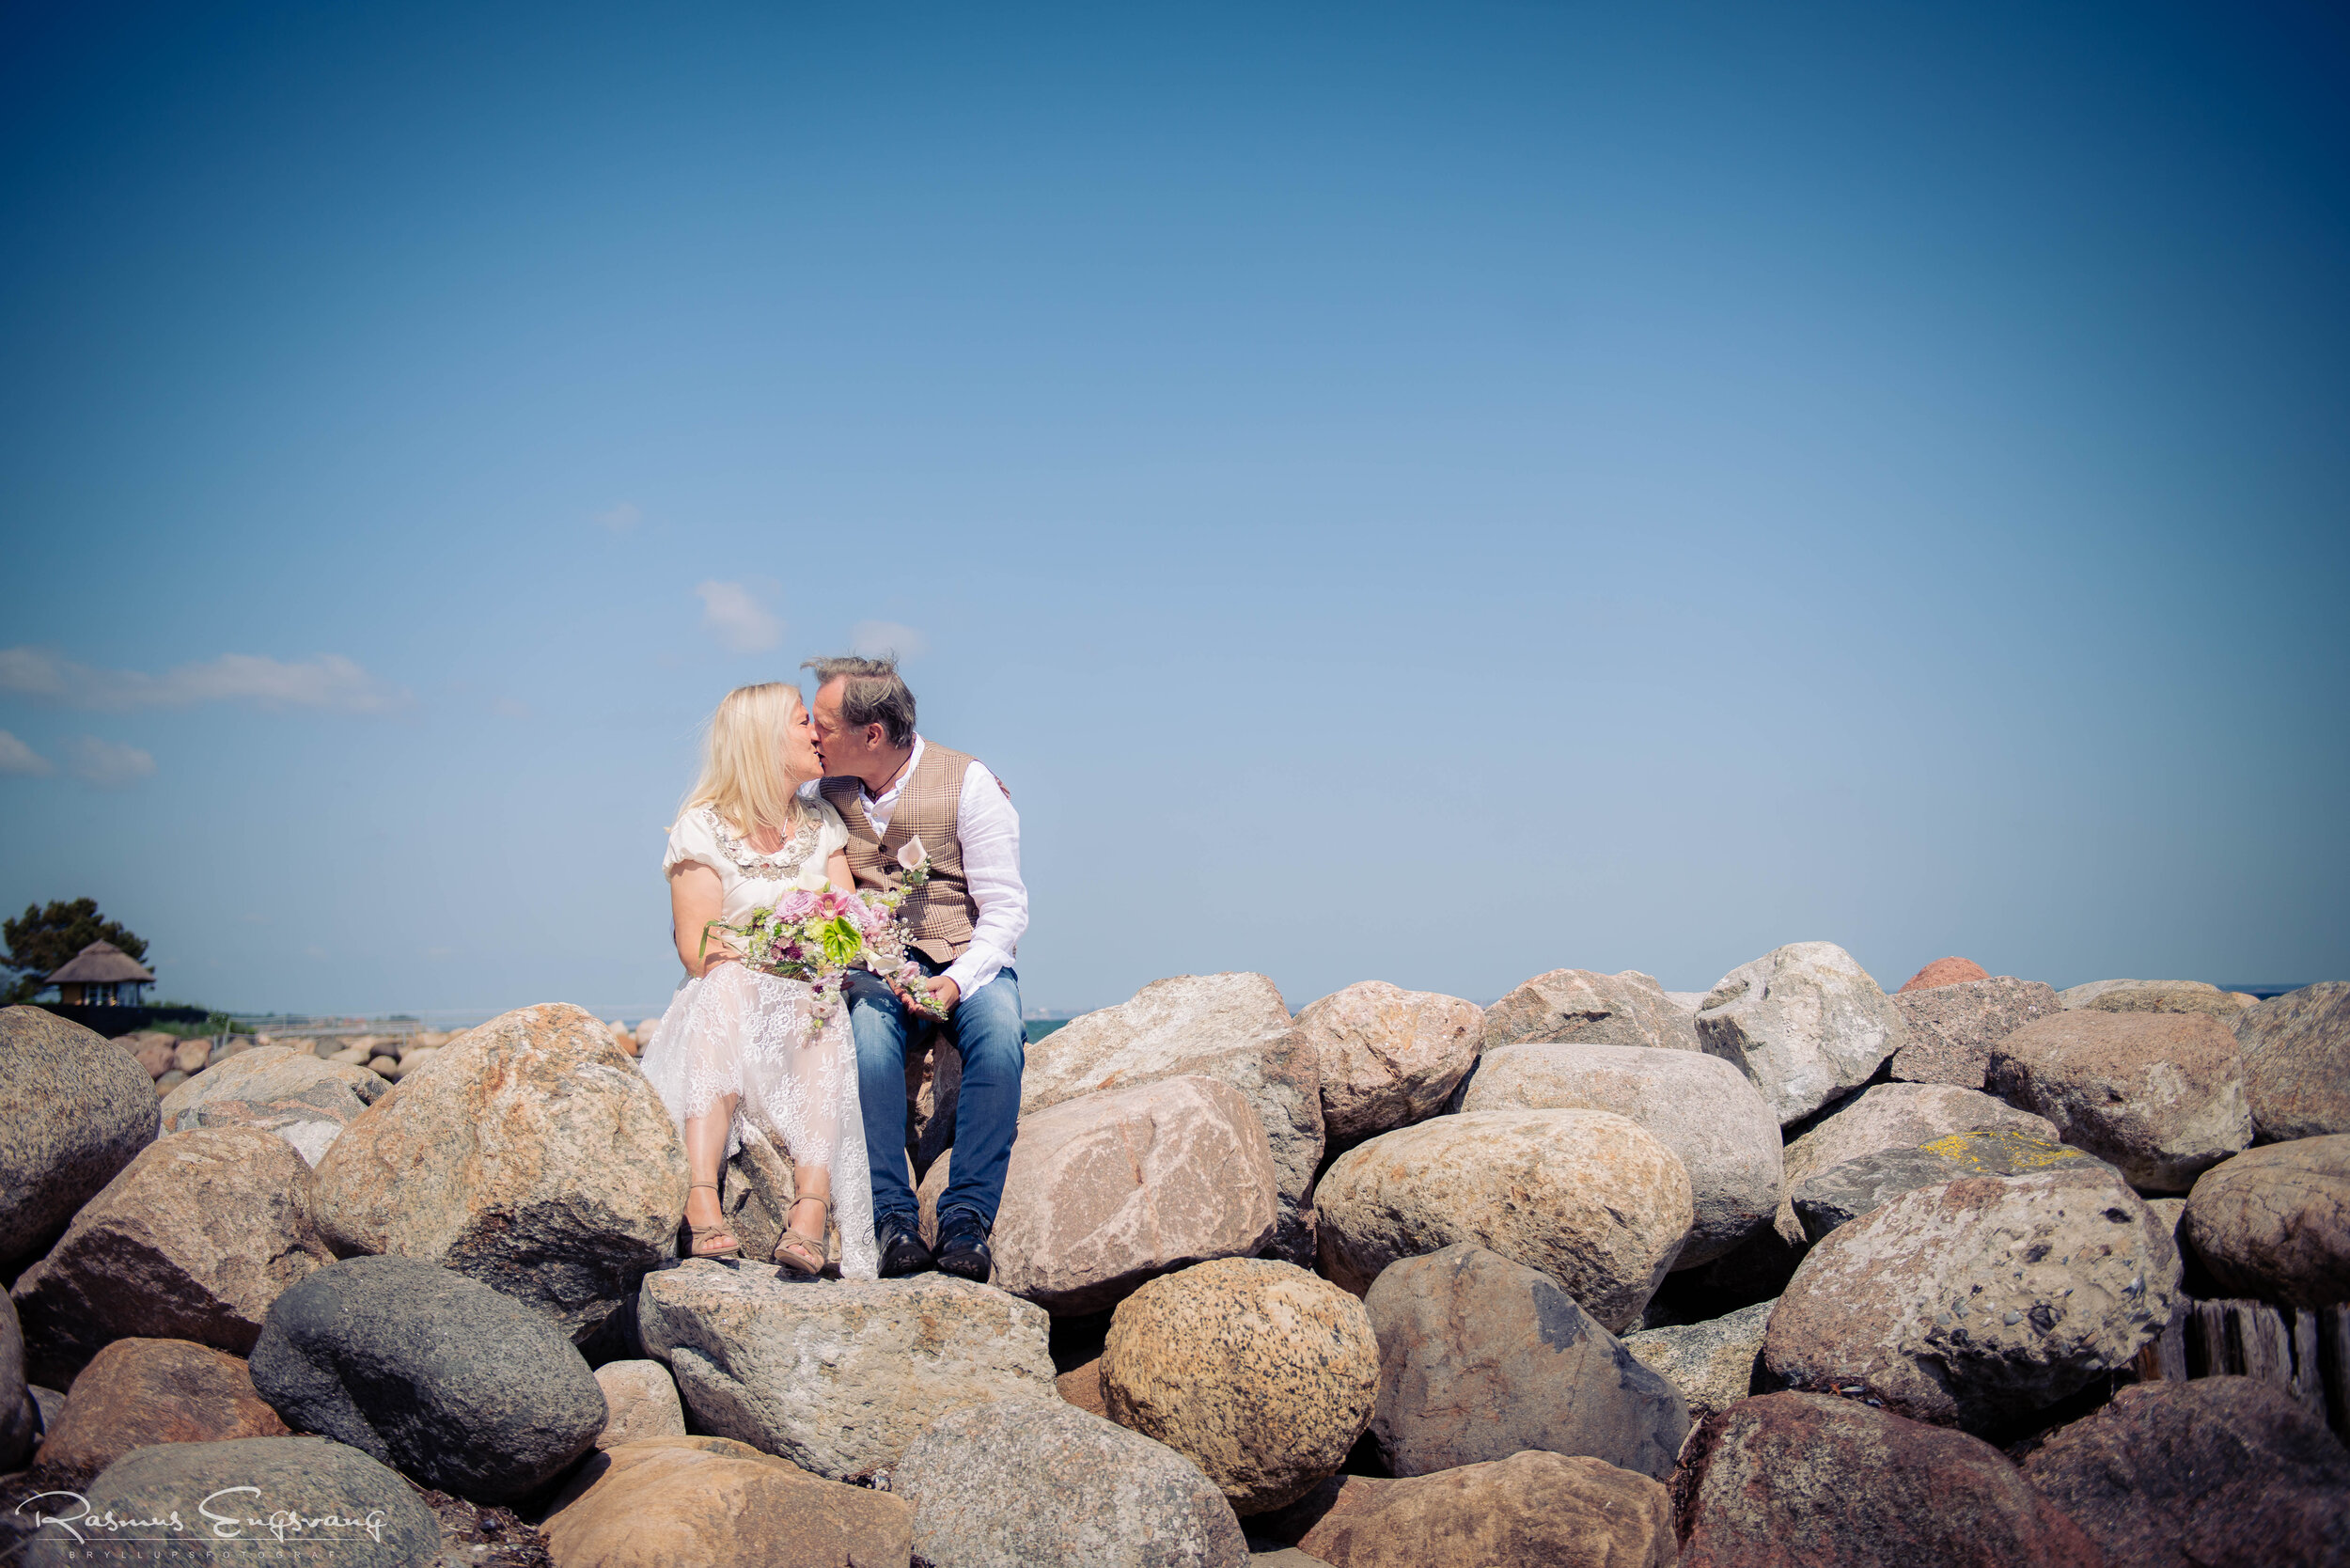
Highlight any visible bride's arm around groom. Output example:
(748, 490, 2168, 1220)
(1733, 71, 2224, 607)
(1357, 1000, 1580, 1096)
(806, 655, 1027, 1285)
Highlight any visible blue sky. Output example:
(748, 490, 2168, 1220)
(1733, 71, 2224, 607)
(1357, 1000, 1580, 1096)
(2, 2, 2344, 1020)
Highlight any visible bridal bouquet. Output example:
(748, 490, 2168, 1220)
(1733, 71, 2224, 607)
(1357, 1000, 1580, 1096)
(698, 838, 951, 1023)
(857, 838, 954, 1022)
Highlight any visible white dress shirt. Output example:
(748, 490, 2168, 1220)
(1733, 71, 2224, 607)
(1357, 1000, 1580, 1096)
(856, 736, 1026, 997)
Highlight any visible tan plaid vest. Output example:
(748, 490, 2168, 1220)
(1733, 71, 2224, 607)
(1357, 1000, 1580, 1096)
(820, 740, 979, 965)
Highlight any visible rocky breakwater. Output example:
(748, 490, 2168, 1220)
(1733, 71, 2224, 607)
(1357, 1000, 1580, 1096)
(4, 968, 2349, 1568)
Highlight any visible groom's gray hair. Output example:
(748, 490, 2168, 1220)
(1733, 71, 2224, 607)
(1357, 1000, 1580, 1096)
(803, 655, 917, 746)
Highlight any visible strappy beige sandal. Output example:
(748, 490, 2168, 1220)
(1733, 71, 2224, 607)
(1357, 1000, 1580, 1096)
(774, 1193, 831, 1278)
(683, 1183, 742, 1260)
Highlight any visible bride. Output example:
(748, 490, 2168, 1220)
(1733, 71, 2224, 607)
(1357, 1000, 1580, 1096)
(638, 682, 879, 1278)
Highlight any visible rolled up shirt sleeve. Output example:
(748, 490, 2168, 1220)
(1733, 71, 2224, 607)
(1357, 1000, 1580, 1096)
(942, 760, 1026, 997)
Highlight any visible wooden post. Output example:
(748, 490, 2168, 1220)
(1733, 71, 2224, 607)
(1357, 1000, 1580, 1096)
(2132, 1297, 2190, 1382)
(2240, 1302, 2294, 1390)
(2320, 1305, 2350, 1440)
(2188, 1298, 2241, 1377)
(2286, 1308, 2327, 1422)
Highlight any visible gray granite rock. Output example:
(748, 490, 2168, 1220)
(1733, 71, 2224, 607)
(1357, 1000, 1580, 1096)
(2232, 981, 2350, 1141)
(158, 1044, 388, 1166)
(1782, 1081, 2058, 1191)
(2182, 1136, 2350, 1309)
(1763, 1166, 2182, 1435)
(1621, 1298, 1775, 1427)
(1454, 1042, 1780, 1267)
(9, 1126, 335, 1387)
(0, 1006, 157, 1269)
(248, 1255, 606, 1504)
(1675, 1393, 2103, 1566)
(1364, 1245, 1686, 1481)
(21, 1435, 443, 1567)
(1989, 1011, 2251, 1192)
(1477, 969, 1700, 1056)
(1888, 976, 2062, 1089)
(311, 1003, 687, 1342)
(896, 1395, 1249, 1567)
(1695, 944, 1907, 1128)
(1022, 975, 1324, 1265)
(637, 1262, 1056, 1481)
(2019, 1376, 2350, 1568)
(1792, 1147, 1974, 1241)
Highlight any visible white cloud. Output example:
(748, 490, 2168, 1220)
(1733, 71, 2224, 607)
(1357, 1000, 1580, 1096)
(597, 500, 642, 533)
(0, 647, 408, 713)
(850, 620, 929, 659)
(64, 736, 156, 788)
(0, 729, 53, 776)
(697, 581, 783, 653)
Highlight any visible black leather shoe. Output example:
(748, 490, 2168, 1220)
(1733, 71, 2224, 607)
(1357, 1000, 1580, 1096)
(877, 1215, 934, 1278)
(933, 1208, 994, 1283)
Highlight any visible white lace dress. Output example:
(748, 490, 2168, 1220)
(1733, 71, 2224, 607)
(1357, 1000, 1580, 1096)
(638, 802, 880, 1279)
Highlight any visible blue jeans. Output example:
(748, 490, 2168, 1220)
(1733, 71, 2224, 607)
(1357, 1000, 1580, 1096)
(847, 958, 1025, 1230)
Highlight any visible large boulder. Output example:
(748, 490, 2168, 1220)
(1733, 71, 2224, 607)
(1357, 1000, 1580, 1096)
(593, 1358, 686, 1449)
(1781, 1082, 2059, 1193)
(1363, 1245, 1686, 1481)
(21, 1435, 443, 1568)
(24, 1337, 288, 1490)
(1888, 976, 2062, 1089)
(1762, 1167, 2181, 1434)
(158, 1044, 389, 1166)
(1694, 943, 1907, 1127)
(2018, 1377, 2350, 1568)
(9, 1125, 334, 1386)
(310, 1002, 689, 1341)
(1791, 1147, 1974, 1241)
(636, 1263, 1056, 1481)
(895, 1396, 1248, 1568)
(1315, 1109, 1692, 1332)
(916, 1074, 1277, 1315)
(1987, 1011, 2251, 1192)
(0, 1005, 158, 1269)
(2074, 980, 2248, 1017)
(1897, 956, 1990, 992)
(2232, 982, 2350, 1140)
(1099, 1257, 1379, 1516)
(1261, 1451, 1676, 1568)
(248, 1254, 606, 1504)
(540, 1435, 914, 1568)
(1793, 1125, 2125, 1242)
(1672, 1392, 2101, 1567)
(1457, 1043, 1780, 1266)
(2181, 1136, 2350, 1308)
(1292, 981, 1482, 1144)
(1021, 975, 1324, 1263)
(0, 1293, 29, 1472)
(1622, 1299, 1775, 1427)
(1478, 968, 1700, 1056)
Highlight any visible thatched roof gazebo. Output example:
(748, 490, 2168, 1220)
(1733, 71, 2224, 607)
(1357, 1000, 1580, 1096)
(48, 939, 154, 1006)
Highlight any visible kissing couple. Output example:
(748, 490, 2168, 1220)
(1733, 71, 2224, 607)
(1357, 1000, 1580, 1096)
(636, 655, 1026, 1284)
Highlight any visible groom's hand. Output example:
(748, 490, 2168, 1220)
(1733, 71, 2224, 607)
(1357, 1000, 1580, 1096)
(924, 977, 961, 1012)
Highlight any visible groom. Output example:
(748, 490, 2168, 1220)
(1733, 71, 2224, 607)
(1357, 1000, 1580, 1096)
(805, 655, 1026, 1283)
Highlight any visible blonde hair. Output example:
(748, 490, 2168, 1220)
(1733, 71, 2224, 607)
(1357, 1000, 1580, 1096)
(682, 682, 811, 839)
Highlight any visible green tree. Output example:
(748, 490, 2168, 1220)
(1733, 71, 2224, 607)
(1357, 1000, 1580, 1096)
(3, 899, 148, 1005)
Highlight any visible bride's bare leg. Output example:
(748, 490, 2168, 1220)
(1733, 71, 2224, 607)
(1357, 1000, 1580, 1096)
(682, 1092, 741, 1253)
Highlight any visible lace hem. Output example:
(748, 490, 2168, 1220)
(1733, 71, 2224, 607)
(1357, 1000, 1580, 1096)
(637, 963, 879, 1279)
